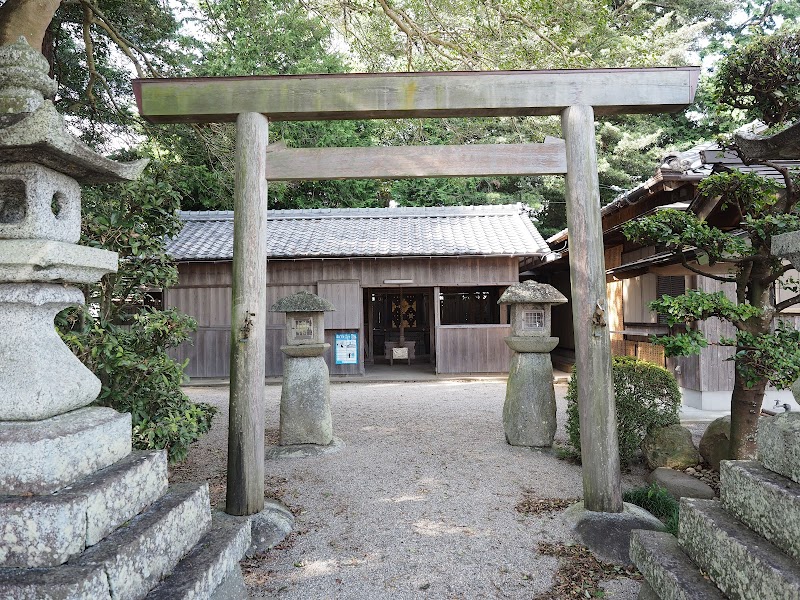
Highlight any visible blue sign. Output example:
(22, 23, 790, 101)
(335, 333, 358, 365)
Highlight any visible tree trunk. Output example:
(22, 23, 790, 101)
(0, 0, 62, 50)
(729, 367, 764, 459)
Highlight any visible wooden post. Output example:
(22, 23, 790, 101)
(561, 104, 623, 513)
(226, 112, 269, 516)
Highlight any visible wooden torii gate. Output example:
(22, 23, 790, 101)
(133, 67, 699, 517)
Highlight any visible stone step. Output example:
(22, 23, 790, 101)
(629, 529, 726, 600)
(74, 482, 211, 600)
(0, 406, 131, 496)
(721, 460, 800, 561)
(1, 450, 168, 568)
(758, 412, 800, 484)
(678, 498, 800, 599)
(146, 512, 251, 600)
(0, 564, 111, 599)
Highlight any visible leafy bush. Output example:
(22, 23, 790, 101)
(566, 356, 681, 465)
(623, 483, 680, 535)
(62, 309, 216, 463)
(58, 164, 216, 463)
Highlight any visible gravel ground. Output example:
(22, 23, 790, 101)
(173, 381, 651, 599)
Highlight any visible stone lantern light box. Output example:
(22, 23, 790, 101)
(272, 290, 334, 348)
(500, 280, 567, 351)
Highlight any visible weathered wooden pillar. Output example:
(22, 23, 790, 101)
(561, 104, 623, 513)
(226, 112, 269, 516)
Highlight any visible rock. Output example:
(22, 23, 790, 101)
(563, 501, 665, 565)
(699, 416, 731, 470)
(647, 467, 715, 500)
(686, 467, 696, 475)
(641, 424, 702, 470)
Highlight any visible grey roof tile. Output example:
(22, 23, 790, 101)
(167, 204, 550, 261)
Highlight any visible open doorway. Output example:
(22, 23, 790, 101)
(364, 288, 433, 367)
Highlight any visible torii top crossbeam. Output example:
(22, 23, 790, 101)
(133, 67, 699, 123)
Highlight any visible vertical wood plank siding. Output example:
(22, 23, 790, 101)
(168, 257, 521, 377)
(435, 325, 513, 373)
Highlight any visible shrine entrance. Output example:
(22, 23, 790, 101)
(366, 288, 433, 366)
(133, 66, 700, 517)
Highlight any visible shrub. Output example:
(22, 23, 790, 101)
(623, 483, 680, 535)
(61, 309, 216, 464)
(566, 356, 681, 465)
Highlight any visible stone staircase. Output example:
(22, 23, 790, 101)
(630, 412, 800, 600)
(0, 409, 251, 600)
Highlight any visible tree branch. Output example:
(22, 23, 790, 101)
(678, 251, 738, 283)
(776, 294, 800, 313)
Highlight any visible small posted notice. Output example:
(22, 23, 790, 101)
(335, 333, 358, 365)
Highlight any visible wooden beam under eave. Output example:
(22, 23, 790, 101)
(265, 142, 567, 180)
(132, 67, 700, 124)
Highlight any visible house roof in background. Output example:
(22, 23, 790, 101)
(167, 204, 550, 261)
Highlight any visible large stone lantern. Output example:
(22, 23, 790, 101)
(271, 291, 336, 446)
(499, 280, 567, 447)
(0, 38, 250, 598)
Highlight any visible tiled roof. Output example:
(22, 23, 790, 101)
(167, 204, 550, 261)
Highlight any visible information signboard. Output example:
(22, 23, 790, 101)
(335, 333, 358, 365)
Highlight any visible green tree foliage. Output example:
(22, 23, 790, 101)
(59, 162, 215, 463)
(566, 357, 681, 465)
(622, 30, 800, 460)
(713, 31, 800, 126)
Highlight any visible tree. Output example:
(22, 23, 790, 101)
(623, 30, 800, 460)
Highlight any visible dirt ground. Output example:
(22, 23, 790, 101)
(171, 381, 655, 599)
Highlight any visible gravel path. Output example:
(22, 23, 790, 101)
(173, 381, 649, 599)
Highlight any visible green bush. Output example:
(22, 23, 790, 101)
(566, 356, 681, 465)
(61, 308, 216, 464)
(623, 483, 680, 535)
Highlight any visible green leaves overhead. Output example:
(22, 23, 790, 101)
(623, 208, 751, 263)
(713, 31, 800, 127)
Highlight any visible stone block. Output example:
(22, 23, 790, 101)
(758, 412, 800, 483)
(720, 459, 800, 561)
(0, 492, 87, 568)
(280, 355, 333, 446)
(65, 450, 168, 546)
(0, 163, 81, 243)
(0, 564, 111, 599)
(0, 239, 117, 284)
(0, 284, 100, 421)
(503, 352, 556, 447)
(678, 498, 800, 599)
(75, 482, 211, 600)
(698, 415, 731, 470)
(647, 467, 715, 500)
(0, 407, 131, 496)
(629, 529, 725, 600)
(146, 512, 250, 600)
(0, 450, 166, 570)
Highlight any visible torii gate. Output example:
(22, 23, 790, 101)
(133, 67, 699, 518)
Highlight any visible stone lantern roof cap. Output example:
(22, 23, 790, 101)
(498, 280, 567, 305)
(270, 290, 335, 313)
(0, 38, 147, 184)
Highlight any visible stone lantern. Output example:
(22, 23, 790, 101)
(271, 291, 336, 446)
(0, 38, 250, 598)
(499, 280, 567, 447)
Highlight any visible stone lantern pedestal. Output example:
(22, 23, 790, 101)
(271, 291, 336, 447)
(499, 280, 567, 448)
